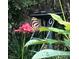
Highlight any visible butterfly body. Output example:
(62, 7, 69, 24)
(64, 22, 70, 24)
(31, 17, 41, 31)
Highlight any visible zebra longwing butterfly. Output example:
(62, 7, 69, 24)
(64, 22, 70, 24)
(31, 17, 41, 31)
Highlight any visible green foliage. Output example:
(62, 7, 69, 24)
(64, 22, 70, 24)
(32, 49, 70, 59)
(49, 13, 70, 31)
(28, 13, 70, 59)
(64, 39, 70, 47)
(24, 38, 70, 47)
(8, 0, 70, 59)
(24, 39, 59, 47)
(39, 27, 69, 35)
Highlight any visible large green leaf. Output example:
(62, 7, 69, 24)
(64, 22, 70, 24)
(24, 38, 69, 47)
(49, 13, 70, 31)
(39, 27, 69, 35)
(24, 38, 61, 47)
(49, 13, 64, 24)
(24, 39, 46, 47)
(32, 49, 70, 59)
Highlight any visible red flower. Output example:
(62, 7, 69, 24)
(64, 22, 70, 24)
(14, 23, 33, 33)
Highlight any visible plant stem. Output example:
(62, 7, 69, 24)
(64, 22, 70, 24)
(59, 0, 66, 21)
(22, 33, 26, 59)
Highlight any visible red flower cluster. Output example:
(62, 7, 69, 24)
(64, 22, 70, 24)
(14, 23, 33, 33)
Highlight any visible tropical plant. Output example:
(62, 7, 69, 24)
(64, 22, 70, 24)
(24, 13, 70, 59)
(8, 0, 70, 59)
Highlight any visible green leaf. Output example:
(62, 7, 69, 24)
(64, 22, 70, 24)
(49, 13, 64, 24)
(32, 49, 70, 59)
(64, 22, 70, 31)
(47, 39, 60, 44)
(39, 27, 69, 35)
(24, 39, 46, 47)
(24, 38, 69, 47)
(24, 38, 61, 47)
(49, 13, 70, 31)
(64, 39, 70, 47)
